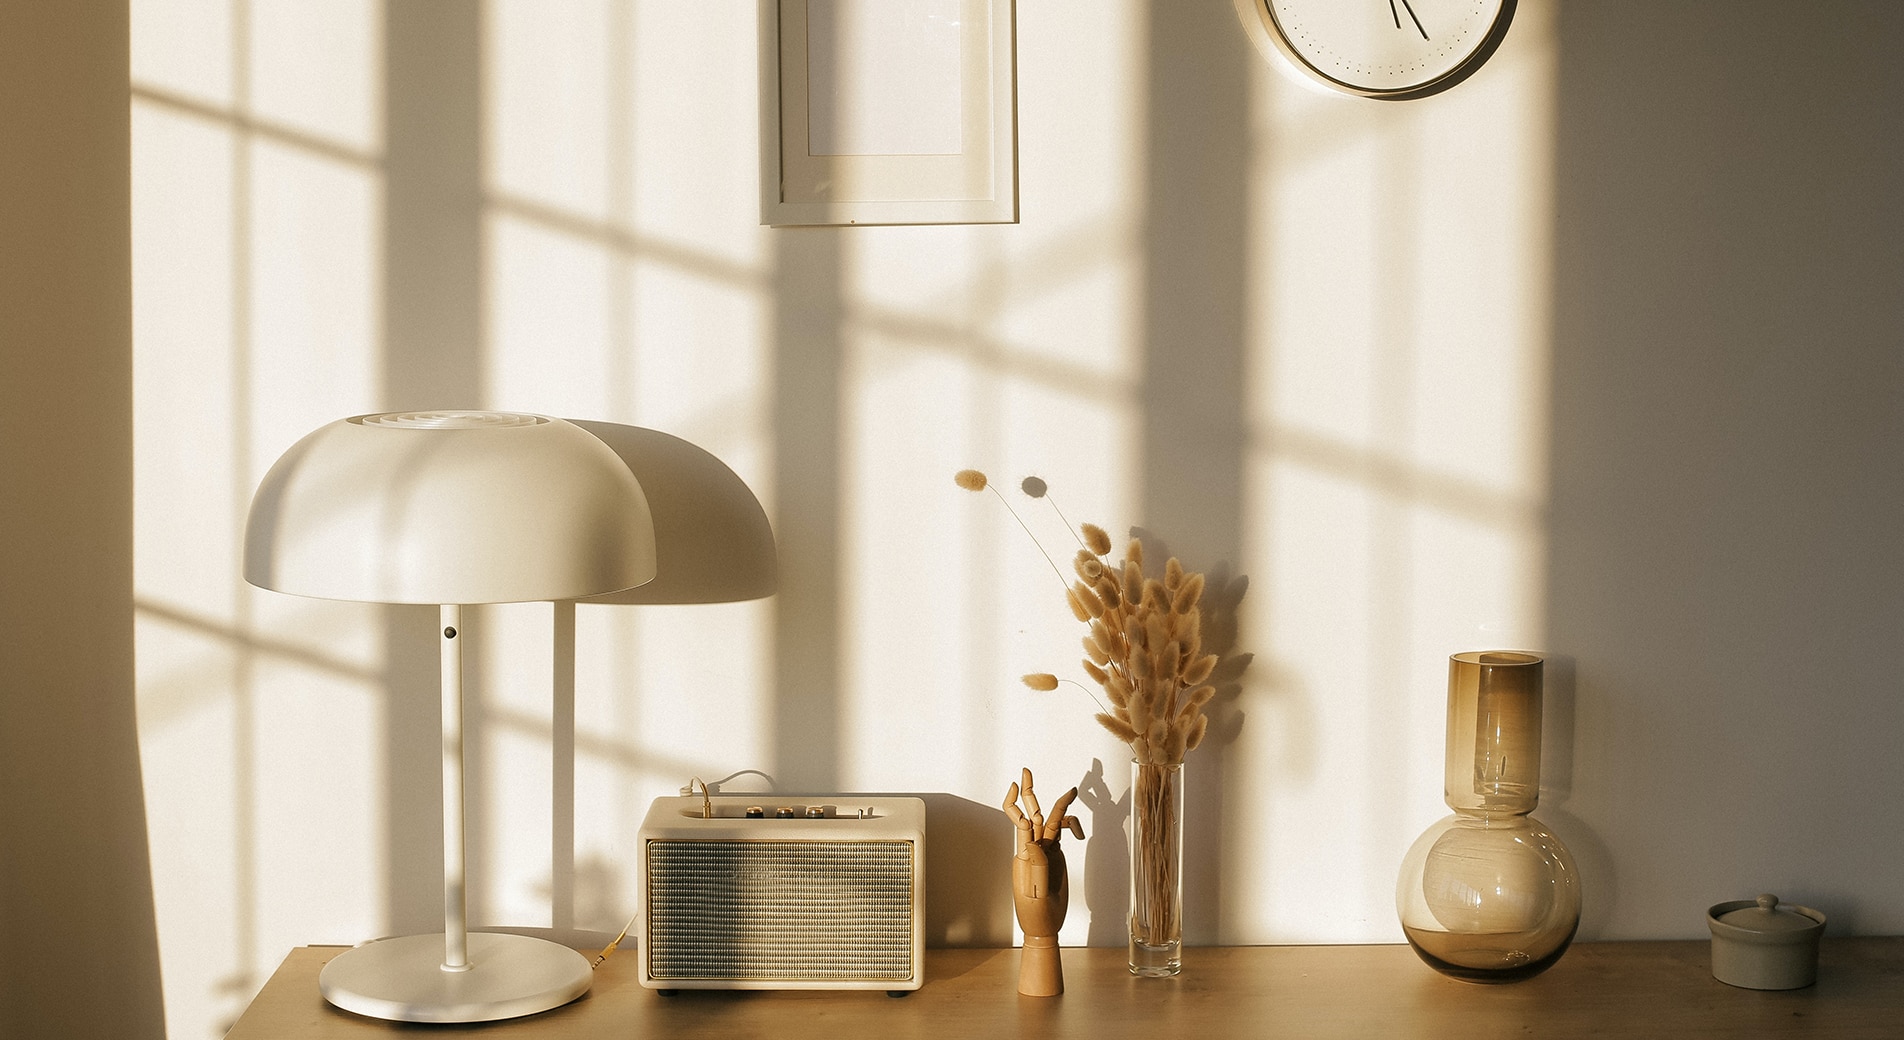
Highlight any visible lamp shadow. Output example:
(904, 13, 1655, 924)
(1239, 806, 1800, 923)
(547, 422, 778, 935)
(568, 421, 778, 605)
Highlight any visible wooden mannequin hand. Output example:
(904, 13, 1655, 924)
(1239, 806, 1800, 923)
(1002, 769, 1084, 941)
(1012, 840, 1069, 938)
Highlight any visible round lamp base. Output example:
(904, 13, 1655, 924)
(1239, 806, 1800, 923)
(318, 932, 592, 1023)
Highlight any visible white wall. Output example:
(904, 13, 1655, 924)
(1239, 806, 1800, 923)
(122, 2, 1903, 1037)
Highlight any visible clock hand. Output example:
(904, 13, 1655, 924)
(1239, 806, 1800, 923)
(1398, 0, 1429, 39)
(1389, 0, 1401, 30)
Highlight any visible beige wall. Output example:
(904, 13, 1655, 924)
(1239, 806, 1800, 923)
(1546, 1, 1904, 938)
(0, 2, 167, 1038)
(82, 1, 1904, 1037)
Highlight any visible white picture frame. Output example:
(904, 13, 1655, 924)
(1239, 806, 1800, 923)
(758, 0, 1018, 227)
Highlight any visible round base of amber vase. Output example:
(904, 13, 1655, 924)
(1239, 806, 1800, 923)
(1395, 811, 1581, 984)
(1403, 922, 1578, 983)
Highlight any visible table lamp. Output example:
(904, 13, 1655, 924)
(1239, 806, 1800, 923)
(243, 410, 657, 1022)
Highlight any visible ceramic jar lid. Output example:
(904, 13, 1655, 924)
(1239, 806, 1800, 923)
(1707, 894, 1826, 990)
(1716, 895, 1819, 934)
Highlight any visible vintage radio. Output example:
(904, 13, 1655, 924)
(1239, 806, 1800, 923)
(636, 794, 925, 993)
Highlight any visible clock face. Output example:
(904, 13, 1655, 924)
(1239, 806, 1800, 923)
(1238, 0, 1515, 100)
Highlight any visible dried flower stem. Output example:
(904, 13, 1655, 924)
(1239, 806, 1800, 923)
(1023, 672, 1111, 717)
(1022, 476, 1093, 555)
(1131, 761, 1181, 949)
(956, 470, 1068, 590)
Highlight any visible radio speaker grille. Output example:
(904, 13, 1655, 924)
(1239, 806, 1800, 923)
(645, 839, 915, 981)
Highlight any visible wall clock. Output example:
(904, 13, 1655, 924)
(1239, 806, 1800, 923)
(1233, 0, 1515, 101)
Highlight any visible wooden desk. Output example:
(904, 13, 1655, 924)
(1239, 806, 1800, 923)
(227, 939, 1904, 1039)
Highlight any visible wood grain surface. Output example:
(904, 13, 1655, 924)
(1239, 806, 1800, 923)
(227, 938, 1904, 1039)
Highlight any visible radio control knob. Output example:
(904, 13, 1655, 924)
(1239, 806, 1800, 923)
(805, 806, 826, 819)
(745, 806, 765, 819)
(774, 807, 796, 819)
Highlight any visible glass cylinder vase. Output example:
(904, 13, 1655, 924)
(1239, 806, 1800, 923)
(1128, 759, 1183, 977)
(1396, 651, 1580, 983)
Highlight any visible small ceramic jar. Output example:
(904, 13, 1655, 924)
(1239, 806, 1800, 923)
(1706, 894, 1826, 990)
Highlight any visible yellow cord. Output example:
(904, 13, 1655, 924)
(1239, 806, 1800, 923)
(593, 910, 639, 968)
(596, 774, 740, 968)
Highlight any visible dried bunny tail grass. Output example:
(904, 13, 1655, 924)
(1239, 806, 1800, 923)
(1074, 550, 1104, 581)
(1094, 574, 1122, 609)
(1087, 620, 1114, 659)
(1071, 581, 1105, 618)
(1165, 556, 1185, 591)
(1161, 717, 1190, 763)
(1027, 671, 1113, 716)
(1176, 612, 1203, 658)
(1082, 523, 1113, 556)
(1154, 640, 1181, 683)
(1065, 588, 1092, 622)
(954, 469, 989, 491)
(1177, 684, 1215, 719)
(1142, 578, 1168, 612)
(1124, 561, 1144, 606)
(1165, 612, 1202, 660)
(1185, 712, 1210, 752)
(1105, 674, 1132, 709)
(1121, 690, 1148, 735)
(1171, 572, 1205, 615)
(1133, 737, 1155, 764)
(1096, 712, 1140, 743)
(1125, 538, 1145, 570)
(1182, 652, 1218, 686)
(1081, 659, 1110, 686)
(1145, 613, 1169, 654)
(1131, 683, 1161, 728)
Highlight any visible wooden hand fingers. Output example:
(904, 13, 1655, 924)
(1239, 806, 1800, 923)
(1001, 780, 1034, 841)
(1041, 786, 1083, 842)
(1019, 768, 1046, 836)
(1007, 770, 1083, 845)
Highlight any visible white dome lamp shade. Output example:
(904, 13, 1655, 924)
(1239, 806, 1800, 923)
(245, 410, 656, 604)
(242, 411, 656, 1023)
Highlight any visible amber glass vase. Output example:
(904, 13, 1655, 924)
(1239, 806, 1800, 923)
(1396, 652, 1580, 983)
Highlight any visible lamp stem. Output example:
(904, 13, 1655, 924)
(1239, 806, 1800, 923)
(441, 604, 471, 972)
